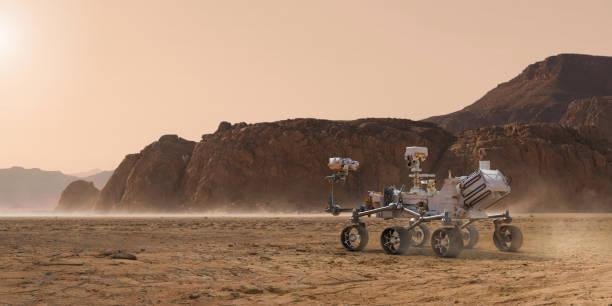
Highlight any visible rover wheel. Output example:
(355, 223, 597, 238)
(431, 227, 464, 258)
(340, 224, 369, 251)
(493, 225, 522, 252)
(410, 223, 430, 247)
(380, 226, 410, 255)
(461, 225, 479, 249)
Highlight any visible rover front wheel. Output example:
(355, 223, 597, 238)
(410, 223, 430, 247)
(431, 227, 464, 258)
(340, 224, 369, 251)
(493, 225, 522, 252)
(380, 226, 410, 255)
(461, 225, 479, 249)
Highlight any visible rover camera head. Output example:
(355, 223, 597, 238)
(328, 157, 359, 172)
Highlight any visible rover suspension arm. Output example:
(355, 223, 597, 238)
(348, 203, 401, 223)
(403, 208, 449, 230)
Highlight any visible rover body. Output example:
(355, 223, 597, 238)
(325, 147, 522, 257)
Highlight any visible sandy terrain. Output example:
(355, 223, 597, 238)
(1, 214, 611, 305)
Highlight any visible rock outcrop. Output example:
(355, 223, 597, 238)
(437, 123, 612, 210)
(58, 119, 612, 212)
(560, 96, 612, 143)
(94, 154, 141, 212)
(56, 180, 100, 211)
(94, 135, 196, 212)
(425, 54, 612, 133)
(62, 118, 612, 212)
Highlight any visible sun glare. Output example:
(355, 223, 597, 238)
(0, 28, 6, 54)
(0, 18, 16, 58)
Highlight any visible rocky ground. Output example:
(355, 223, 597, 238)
(1, 214, 611, 305)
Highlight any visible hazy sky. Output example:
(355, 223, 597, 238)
(1, 0, 611, 173)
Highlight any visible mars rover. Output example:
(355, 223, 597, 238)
(325, 147, 522, 258)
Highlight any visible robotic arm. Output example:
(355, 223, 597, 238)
(325, 157, 359, 215)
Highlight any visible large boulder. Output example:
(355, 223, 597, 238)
(56, 180, 100, 212)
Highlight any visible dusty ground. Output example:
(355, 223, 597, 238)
(1, 214, 611, 305)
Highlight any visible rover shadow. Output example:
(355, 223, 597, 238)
(345, 247, 547, 261)
(403, 247, 547, 261)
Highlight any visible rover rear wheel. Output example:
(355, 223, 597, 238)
(340, 224, 369, 251)
(410, 223, 430, 247)
(461, 225, 479, 249)
(493, 225, 522, 252)
(431, 227, 464, 258)
(380, 226, 410, 255)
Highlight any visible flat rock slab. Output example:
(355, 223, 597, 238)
(97, 250, 138, 260)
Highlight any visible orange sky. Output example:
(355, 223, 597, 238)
(1, 0, 611, 173)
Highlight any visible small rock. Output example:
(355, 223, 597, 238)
(241, 287, 263, 294)
(110, 252, 138, 260)
(265, 286, 285, 294)
(98, 250, 116, 257)
(189, 293, 200, 299)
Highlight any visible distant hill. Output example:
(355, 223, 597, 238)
(424, 54, 612, 134)
(83, 171, 114, 190)
(0, 167, 113, 212)
(70, 168, 105, 178)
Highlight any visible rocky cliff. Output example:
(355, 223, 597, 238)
(179, 119, 455, 211)
(425, 54, 612, 133)
(437, 123, 612, 210)
(560, 96, 612, 143)
(92, 119, 454, 212)
(80, 119, 611, 212)
(94, 135, 196, 212)
(56, 180, 100, 212)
